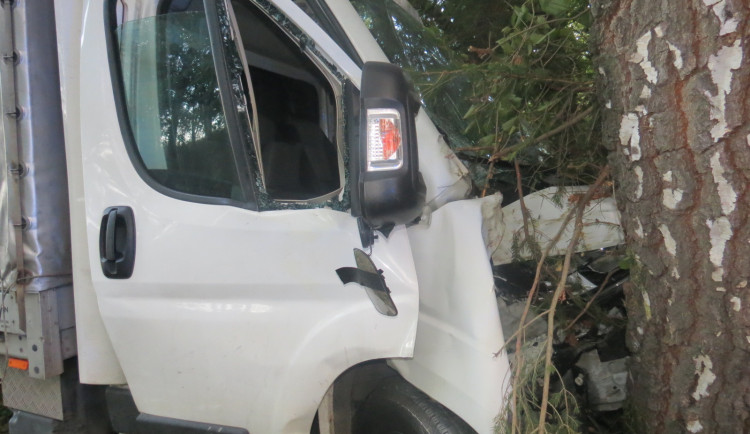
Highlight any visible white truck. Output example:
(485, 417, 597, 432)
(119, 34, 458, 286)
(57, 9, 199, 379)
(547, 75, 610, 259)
(0, 0, 623, 433)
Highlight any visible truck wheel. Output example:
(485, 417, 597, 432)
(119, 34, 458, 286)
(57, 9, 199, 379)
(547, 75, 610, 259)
(353, 377, 476, 434)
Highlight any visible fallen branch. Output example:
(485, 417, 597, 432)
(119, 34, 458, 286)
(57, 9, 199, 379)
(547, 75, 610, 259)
(515, 160, 539, 259)
(508, 181, 588, 433)
(537, 166, 611, 433)
(481, 117, 504, 197)
(494, 308, 550, 356)
(489, 106, 594, 163)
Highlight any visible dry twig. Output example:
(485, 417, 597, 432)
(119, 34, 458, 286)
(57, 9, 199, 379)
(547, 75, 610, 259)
(537, 166, 611, 433)
(488, 106, 594, 163)
(563, 268, 616, 333)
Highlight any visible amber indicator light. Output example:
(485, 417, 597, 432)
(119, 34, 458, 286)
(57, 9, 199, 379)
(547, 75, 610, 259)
(8, 358, 29, 370)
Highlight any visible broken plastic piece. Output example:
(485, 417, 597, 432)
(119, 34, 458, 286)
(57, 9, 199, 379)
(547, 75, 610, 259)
(575, 350, 629, 411)
(336, 249, 397, 316)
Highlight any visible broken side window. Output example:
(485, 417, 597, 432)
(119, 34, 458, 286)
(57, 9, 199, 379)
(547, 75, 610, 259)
(229, 0, 342, 203)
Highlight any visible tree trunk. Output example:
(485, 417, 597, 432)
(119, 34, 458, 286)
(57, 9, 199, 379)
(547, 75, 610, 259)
(590, 0, 750, 432)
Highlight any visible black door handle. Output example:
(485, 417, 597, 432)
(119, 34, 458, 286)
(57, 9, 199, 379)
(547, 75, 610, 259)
(104, 209, 117, 262)
(99, 206, 136, 279)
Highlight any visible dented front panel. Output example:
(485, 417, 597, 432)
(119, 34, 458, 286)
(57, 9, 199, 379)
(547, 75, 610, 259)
(393, 197, 511, 433)
(484, 186, 624, 265)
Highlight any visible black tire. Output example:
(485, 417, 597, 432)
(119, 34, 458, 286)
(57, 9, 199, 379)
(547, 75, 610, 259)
(353, 377, 477, 434)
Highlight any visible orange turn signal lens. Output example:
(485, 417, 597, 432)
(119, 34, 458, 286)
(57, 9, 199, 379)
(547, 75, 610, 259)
(8, 358, 29, 370)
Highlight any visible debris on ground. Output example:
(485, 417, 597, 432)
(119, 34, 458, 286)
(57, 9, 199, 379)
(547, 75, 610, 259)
(494, 245, 631, 433)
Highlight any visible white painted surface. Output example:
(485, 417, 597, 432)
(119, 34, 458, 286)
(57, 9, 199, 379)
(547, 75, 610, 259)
(634, 166, 644, 200)
(709, 151, 736, 215)
(66, 0, 499, 430)
(667, 41, 684, 71)
(485, 187, 624, 265)
(692, 355, 716, 401)
(619, 113, 641, 161)
(630, 30, 657, 84)
(704, 0, 739, 36)
(325, 0, 390, 64)
(705, 40, 742, 141)
(707, 217, 732, 282)
(659, 224, 677, 256)
(642, 292, 652, 320)
(393, 197, 510, 434)
(78, 1, 420, 431)
(634, 217, 644, 238)
(55, 0, 126, 384)
(687, 420, 704, 433)
(730, 296, 741, 312)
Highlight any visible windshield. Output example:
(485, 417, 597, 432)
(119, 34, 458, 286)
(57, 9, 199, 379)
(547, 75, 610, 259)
(349, 0, 473, 149)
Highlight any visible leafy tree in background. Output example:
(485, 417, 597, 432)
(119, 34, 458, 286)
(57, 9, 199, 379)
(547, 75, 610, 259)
(402, 0, 603, 199)
(408, 0, 514, 52)
(386, 0, 618, 432)
(405, 0, 750, 433)
(391, 1, 613, 432)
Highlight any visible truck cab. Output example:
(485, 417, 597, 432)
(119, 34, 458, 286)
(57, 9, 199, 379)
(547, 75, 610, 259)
(0, 0, 510, 432)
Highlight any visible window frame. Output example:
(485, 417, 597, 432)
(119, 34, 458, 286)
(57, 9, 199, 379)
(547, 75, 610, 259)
(226, 0, 349, 207)
(105, 0, 259, 210)
(291, 0, 363, 68)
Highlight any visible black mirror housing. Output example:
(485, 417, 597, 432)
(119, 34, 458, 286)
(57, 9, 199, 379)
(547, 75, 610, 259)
(350, 62, 425, 230)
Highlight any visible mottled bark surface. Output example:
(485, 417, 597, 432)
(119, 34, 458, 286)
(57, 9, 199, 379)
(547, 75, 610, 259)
(590, 0, 750, 432)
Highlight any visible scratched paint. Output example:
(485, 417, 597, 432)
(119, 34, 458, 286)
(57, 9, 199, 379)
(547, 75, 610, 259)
(710, 151, 737, 215)
(659, 224, 677, 256)
(661, 171, 683, 209)
(705, 40, 742, 141)
(687, 420, 704, 433)
(703, 0, 739, 35)
(630, 30, 658, 84)
(633, 217, 644, 238)
(634, 166, 644, 199)
(730, 296, 741, 312)
(692, 354, 716, 401)
(707, 217, 732, 282)
(666, 41, 683, 70)
(619, 113, 641, 161)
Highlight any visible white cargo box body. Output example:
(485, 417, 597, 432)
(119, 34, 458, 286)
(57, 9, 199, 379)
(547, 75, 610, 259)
(0, 0, 81, 421)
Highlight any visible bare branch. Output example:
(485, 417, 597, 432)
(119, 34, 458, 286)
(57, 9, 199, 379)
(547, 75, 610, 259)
(538, 165, 611, 432)
(489, 106, 594, 163)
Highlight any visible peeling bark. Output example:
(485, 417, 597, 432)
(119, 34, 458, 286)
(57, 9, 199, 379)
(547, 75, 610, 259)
(591, 0, 750, 432)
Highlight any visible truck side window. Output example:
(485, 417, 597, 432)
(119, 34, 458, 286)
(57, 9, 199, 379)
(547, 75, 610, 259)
(230, 0, 341, 202)
(112, 0, 245, 201)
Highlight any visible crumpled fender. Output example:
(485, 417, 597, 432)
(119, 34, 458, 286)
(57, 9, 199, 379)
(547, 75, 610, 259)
(393, 197, 511, 434)
(484, 186, 624, 265)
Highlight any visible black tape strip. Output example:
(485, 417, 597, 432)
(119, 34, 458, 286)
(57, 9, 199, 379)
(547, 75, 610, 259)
(336, 267, 390, 293)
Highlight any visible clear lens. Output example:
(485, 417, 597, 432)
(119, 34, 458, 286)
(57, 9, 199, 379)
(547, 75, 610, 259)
(366, 109, 403, 171)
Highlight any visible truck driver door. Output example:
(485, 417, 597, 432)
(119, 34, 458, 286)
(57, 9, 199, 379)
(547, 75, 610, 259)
(78, 0, 419, 432)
